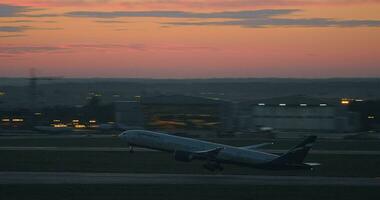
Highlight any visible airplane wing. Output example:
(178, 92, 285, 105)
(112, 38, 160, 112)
(240, 142, 274, 150)
(193, 147, 224, 159)
(173, 147, 224, 162)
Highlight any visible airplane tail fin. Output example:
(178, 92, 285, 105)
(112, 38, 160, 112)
(272, 136, 317, 165)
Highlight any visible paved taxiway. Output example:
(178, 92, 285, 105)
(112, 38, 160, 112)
(1, 146, 380, 155)
(0, 172, 379, 186)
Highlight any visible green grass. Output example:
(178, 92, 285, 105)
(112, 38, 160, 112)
(0, 151, 379, 177)
(0, 184, 379, 200)
(0, 137, 380, 151)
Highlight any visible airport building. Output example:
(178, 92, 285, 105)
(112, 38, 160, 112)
(242, 96, 360, 133)
(115, 95, 236, 134)
(115, 95, 361, 134)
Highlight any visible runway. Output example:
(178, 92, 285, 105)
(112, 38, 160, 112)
(1, 146, 380, 155)
(0, 172, 379, 186)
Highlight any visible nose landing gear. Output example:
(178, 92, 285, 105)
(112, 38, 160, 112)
(129, 145, 134, 153)
(203, 162, 224, 172)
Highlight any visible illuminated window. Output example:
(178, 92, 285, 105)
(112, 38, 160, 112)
(320, 104, 327, 107)
(258, 103, 265, 106)
(12, 118, 24, 122)
(279, 104, 286, 106)
(89, 120, 97, 123)
(368, 116, 375, 119)
(300, 104, 307, 107)
(1, 119, 10, 122)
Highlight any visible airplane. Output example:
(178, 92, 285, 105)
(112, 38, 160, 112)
(119, 130, 320, 171)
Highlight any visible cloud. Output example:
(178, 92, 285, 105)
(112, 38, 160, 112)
(0, 26, 31, 32)
(0, 44, 146, 56)
(164, 18, 380, 28)
(0, 43, 216, 57)
(118, 0, 380, 8)
(65, 9, 299, 19)
(0, 26, 62, 33)
(0, 3, 57, 18)
(0, 34, 26, 38)
(0, 4, 33, 17)
(63, 8, 380, 28)
(65, 44, 147, 51)
(0, 46, 66, 54)
(17, 0, 378, 8)
(0, 20, 35, 23)
(94, 20, 129, 23)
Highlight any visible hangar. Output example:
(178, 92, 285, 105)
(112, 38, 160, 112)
(244, 96, 360, 133)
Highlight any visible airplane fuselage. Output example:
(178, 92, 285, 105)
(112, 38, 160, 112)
(120, 130, 313, 170)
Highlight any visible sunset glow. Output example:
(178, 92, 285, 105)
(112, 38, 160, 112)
(1, 0, 380, 78)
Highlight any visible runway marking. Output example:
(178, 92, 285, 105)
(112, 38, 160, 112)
(0, 172, 379, 186)
(1, 146, 380, 155)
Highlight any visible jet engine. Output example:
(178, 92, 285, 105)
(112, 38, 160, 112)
(174, 150, 193, 162)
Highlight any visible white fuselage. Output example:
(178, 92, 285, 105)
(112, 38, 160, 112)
(120, 130, 279, 167)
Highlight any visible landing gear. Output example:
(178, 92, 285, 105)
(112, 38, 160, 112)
(129, 145, 134, 153)
(203, 162, 223, 172)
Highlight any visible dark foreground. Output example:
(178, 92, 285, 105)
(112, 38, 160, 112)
(1, 172, 379, 186)
(1, 184, 379, 200)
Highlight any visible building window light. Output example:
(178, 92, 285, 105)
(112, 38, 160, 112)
(75, 124, 86, 129)
(341, 99, 350, 105)
(12, 118, 24, 122)
(300, 104, 307, 107)
(368, 116, 375, 119)
(2, 119, 10, 122)
(320, 104, 327, 107)
(54, 124, 67, 128)
(279, 104, 286, 106)
(258, 103, 265, 106)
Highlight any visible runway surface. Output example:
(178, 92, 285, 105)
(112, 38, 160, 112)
(1, 146, 380, 155)
(0, 172, 379, 185)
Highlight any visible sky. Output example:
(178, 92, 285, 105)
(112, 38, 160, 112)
(0, 0, 380, 78)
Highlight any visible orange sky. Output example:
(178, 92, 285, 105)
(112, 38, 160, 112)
(1, 0, 380, 78)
